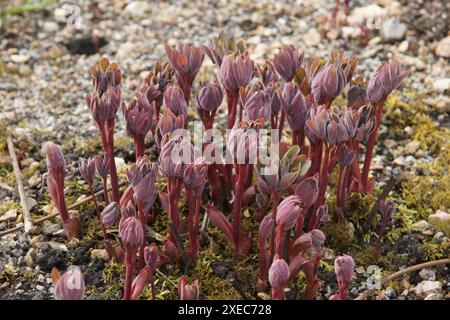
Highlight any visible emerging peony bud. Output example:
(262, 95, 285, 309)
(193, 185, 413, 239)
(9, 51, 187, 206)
(101, 201, 119, 226)
(227, 119, 263, 164)
(334, 254, 355, 283)
(86, 86, 121, 124)
(273, 45, 304, 82)
(310, 229, 326, 256)
(79, 158, 96, 184)
(165, 43, 204, 86)
(275, 195, 303, 231)
(89, 57, 121, 96)
(144, 243, 159, 272)
(257, 62, 279, 87)
(311, 51, 357, 106)
(178, 276, 199, 300)
(279, 83, 309, 131)
(155, 108, 185, 148)
(127, 157, 158, 213)
(45, 142, 66, 179)
(119, 216, 145, 250)
(268, 257, 290, 288)
(160, 136, 194, 179)
(240, 86, 272, 122)
(295, 174, 319, 208)
(218, 53, 254, 94)
(367, 60, 408, 104)
(196, 81, 223, 112)
(122, 92, 154, 139)
(183, 159, 208, 197)
(317, 204, 330, 224)
(54, 266, 85, 300)
(163, 84, 188, 118)
(94, 154, 109, 179)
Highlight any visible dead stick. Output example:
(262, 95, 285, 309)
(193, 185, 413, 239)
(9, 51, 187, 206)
(355, 258, 450, 300)
(0, 181, 126, 237)
(6, 134, 32, 233)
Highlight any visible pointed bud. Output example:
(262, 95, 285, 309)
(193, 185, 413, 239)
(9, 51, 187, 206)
(54, 266, 85, 300)
(119, 216, 144, 250)
(79, 158, 96, 184)
(178, 276, 199, 300)
(334, 255, 355, 283)
(276, 195, 303, 231)
(268, 257, 290, 288)
(101, 202, 119, 226)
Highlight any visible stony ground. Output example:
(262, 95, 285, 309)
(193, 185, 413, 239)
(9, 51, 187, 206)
(0, 0, 449, 300)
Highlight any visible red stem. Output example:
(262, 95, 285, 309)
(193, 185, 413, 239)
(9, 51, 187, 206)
(101, 178, 110, 204)
(123, 247, 136, 300)
(361, 100, 385, 192)
(232, 164, 245, 253)
(88, 183, 109, 240)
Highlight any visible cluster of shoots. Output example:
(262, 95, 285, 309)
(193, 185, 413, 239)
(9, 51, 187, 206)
(44, 32, 406, 300)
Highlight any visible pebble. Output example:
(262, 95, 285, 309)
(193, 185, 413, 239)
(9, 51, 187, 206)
(91, 249, 109, 261)
(0, 209, 18, 222)
(381, 17, 407, 42)
(415, 280, 442, 297)
(46, 241, 68, 252)
(42, 21, 59, 33)
(404, 140, 421, 155)
(10, 54, 31, 64)
(432, 78, 450, 93)
(425, 293, 443, 300)
(428, 210, 450, 228)
(43, 223, 61, 235)
(24, 248, 35, 267)
(435, 36, 450, 58)
(419, 268, 436, 281)
(412, 220, 429, 232)
(114, 157, 126, 173)
(303, 28, 321, 47)
(125, 1, 152, 17)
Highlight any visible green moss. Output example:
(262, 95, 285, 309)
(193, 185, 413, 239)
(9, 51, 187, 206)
(193, 247, 241, 300)
(88, 262, 124, 300)
(0, 200, 21, 215)
(321, 222, 354, 252)
(401, 148, 450, 220)
(418, 241, 449, 262)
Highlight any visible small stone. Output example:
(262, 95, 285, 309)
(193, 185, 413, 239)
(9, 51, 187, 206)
(426, 95, 450, 113)
(432, 78, 450, 93)
(115, 157, 126, 173)
(398, 40, 409, 53)
(303, 28, 321, 47)
(425, 293, 443, 300)
(18, 65, 33, 77)
(345, 222, 355, 241)
(125, 1, 152, 17)
(381, 17, 407, 42)
(27, 197, 37, 210)
(54, 7, 68, 22)
(396, 54, 426, 70)
(27, 172, 41, 188)
(46, 241, 68, 252)
(91, 249, 109, 261)
(433, 232, 444, 239)
(0, 209, 18, 222)
(36, 285, 45, 291)
(415, 280, 442, 297)
(435, 36, 450, 58)
(10, 54, 31, 64)
(419, 268, 436, 281)
(42, 21, 59, 33)
(412, 220, 429, 232)
(428, 210, 450, 228)
(30, 235, 44, 245)
(404, 140, 421, 155)
(43, 223, 61, 235)
(323, 248, 335, 261)
(24, 248, 35, 267)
